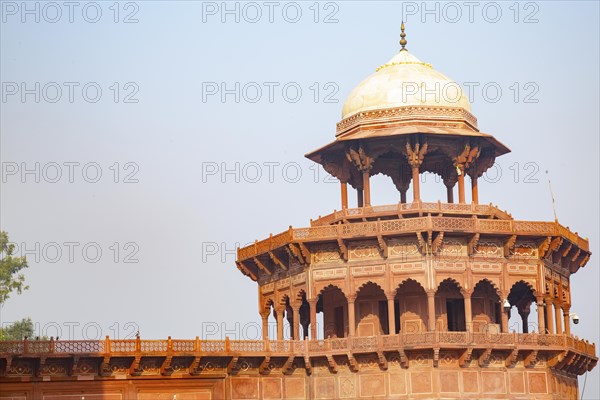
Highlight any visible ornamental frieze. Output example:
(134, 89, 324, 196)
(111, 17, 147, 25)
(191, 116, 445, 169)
(349, 240, 380, 259)
(313, 267, 347, 281)
(351, 264, 385, 277)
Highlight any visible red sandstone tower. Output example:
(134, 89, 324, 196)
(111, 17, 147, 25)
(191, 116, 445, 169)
(0, 25, 596, 400)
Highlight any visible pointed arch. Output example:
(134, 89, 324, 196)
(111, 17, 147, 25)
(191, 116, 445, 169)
(356, 280, 386, 297)
(395, 278, 428, 334)
(436, 277, 464, 293)
(473, 278, 502, 299)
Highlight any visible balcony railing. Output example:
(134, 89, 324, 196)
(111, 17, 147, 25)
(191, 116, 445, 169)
(310, 202, 513, 227)
(0, 333, 595, 360)
(237, 212, 589, 261)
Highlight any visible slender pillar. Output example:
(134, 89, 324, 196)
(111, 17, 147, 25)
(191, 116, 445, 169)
(292, 305, 300, 340)
(348, 296, 356, 336)
(340, 181, 348, 210)
(457, 166, 466, 204)
(563, 308, 571, 335)
(427, 292, 436, 331)
(471, 176, 479, 204)
(411, 165, 420, 202)
(554, 302, 562, 334)
(501, 302, 509, 333)
(357, 189, 364, 208)
(309, 299, 318, 339)
(362, 171, 371, 207)
(536, 297, 546, 334)
(386, 293, 396, 335)
(519, 309, 530, 334)
(400, 189, 407, 204)
(276, 309, 284, 340)
(545, 299, 554, 334)
(261, 313, 269, 340)
(464, 292, 472, 332)
(446, 184, 454, 203)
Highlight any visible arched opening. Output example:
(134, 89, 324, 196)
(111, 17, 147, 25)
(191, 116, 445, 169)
(395, 279, 428, 334)
(471, 279, 502, 333)
(436, 279, 466, 332)
(282, 296, 292, 340)
(297, 291, 310, 340)
(507, 281, 537, 333)
(317, 285, 348, 339)
(264, 299, 277, 340)
(355, 282, 387, 336)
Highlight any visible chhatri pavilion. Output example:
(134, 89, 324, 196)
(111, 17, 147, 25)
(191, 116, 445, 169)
(1, 24, 596, 400)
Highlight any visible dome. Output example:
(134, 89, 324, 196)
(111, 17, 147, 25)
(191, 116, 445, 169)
(341, 49, 472, 119)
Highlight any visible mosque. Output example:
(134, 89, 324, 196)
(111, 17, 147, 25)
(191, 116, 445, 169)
(0, 24, 596, 400)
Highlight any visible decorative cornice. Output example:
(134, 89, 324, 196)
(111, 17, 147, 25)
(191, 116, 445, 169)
(336, 106, 479, 135)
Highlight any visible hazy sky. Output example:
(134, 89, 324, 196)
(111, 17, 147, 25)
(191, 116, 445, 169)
(1, 1, 599, 397)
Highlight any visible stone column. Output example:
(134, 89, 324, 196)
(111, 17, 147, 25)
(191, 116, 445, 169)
(554, 302, 563, 334)
(363, 170, 371, 207)
(457, 165, 466, 204)
(464, 291, 473, 332)
(406, 141, 427, 203)
(536, 296, 545, 334)
(518, 306, 530, 334)
(261, 313, 269, 340)
(386, 292, 396, 335)
(427, 291, 436, 331)
(357, 189, 364, 208)
(340, 181, 348, 210)
(471, 176, 479, 204)
(446, 184, 454, 203)
(545, 299, 555, 334)
(562, 306, 571, 335)
(400, 189, 407, 204)
(275, 308, 284, 340)
(501, 300, 509, 333)
(348, 295, 356, 336)
(411, 163, 420, 202)
(292, 304, 301, 340)
(309, 299, 318, 340)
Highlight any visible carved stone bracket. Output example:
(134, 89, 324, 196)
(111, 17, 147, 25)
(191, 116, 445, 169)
(504, 235, 517, 257)
(268, 251, 287, 271)
(468, 233, 480, 256)
(337, 238, 348, 261)
(478, 348, 492, 367)
(259, 356, 271, 375)
(130, 356, 142, 376)
(432, 232, 444, 254)
(160, 356, 174, 376)
(347, 353, 359, 372)
(505, 349, 519, 368)
(326, 354, 338, 373)
(303, 355, 312, 375)
(253, 257, 271, 276)
(524, 350, 538, 368)
(459, 348, 473, 368)
(377, 351, 388, 370)
(283, 356, 295, 375)
(227, 356, 240, 375)
(376, 234, 388, 259)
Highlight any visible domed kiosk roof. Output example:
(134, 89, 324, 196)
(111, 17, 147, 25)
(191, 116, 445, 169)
(341, 49, 472, 119)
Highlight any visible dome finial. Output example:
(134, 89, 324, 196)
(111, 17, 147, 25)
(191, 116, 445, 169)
(399, 21, 407, 51)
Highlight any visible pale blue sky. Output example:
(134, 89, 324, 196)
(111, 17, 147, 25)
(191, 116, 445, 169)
(1, 1, 599, 397)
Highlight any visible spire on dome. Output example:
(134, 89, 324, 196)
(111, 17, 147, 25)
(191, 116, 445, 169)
(399, 21, 407, 51)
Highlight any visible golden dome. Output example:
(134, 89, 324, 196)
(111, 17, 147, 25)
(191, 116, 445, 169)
(341, 50, 472, 119)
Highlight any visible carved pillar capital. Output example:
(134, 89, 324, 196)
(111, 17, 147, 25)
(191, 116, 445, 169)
(385, 291, 397, 301)
(345, 143, 374, 172)
(405, 139, 428, 168)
